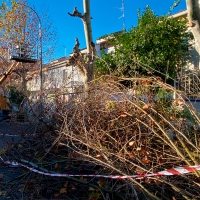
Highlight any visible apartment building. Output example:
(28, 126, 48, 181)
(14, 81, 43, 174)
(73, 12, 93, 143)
(26, 10, 200, 102)
(26, 37, 115, 100)
(172, 10, 199, 70)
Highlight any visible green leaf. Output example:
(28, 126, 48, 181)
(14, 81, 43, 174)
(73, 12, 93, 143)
(89, 192, 101, 200)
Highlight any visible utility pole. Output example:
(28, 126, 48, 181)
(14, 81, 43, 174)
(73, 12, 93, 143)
(83, 0, 93, 54)
(186, 0, 200, 55)
(68, 0, 95, 90)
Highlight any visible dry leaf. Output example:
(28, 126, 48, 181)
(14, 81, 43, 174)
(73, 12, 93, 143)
(27, 182, 34, 190)
(102, 136, 107, 141)
(120, 111, 127, 117)
(80, 177, 87, 182)
(154, 178, 162, 184)
(18, 188, 24, 193)
(54, 163, 59, 169)
(142, 156, 150, 164)
(97, 180, 104, 187)
(135, 167, 145, 174)
(60, 188, 67, 194)
(18, 144, 23, 148)
(159, 158, 166, 164)
(136, 147, 141, 151)
(64, 164, 70, 169)
(96, 154, 101, 159)
(129, 153, 134, 158)
(89, 187, 95, 191)
(142, 104, 149, 110)
(139, 149, 146, 154)
(64, 181, 68, 188)
(89, 192, 101, 200)
(54, 193, 60, 199)
(144, 177, 151, 184)
(146, 80, 151, 85)
(128, 141, 134, 146)
(71, 151, 81, 158)
(170, 116, 176, 120)
(0, 174, 3, 179)
(71, 185, 76, 190)
(0, 147, 7, 154)
(54, 149, 58, 154)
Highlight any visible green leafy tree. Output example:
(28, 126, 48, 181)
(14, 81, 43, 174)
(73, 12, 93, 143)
(96, 6, 192, 83)
(7, 85, 24, 105)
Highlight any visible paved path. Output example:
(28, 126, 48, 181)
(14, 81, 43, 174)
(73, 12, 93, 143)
(0, 117, 37, 199)
(0, 120, 35, 149)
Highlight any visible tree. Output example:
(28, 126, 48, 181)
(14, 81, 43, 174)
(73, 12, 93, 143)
(0, 0, 57, 95)
(67, 0, 95, 90)
(0, 0, 57, 63)
(186, 0, 200, 55)
(96, 6, 192, 84)
(7, 85, 24, 105)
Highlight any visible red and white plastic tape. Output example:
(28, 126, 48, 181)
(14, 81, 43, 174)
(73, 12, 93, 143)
(0, 156, 200, 179)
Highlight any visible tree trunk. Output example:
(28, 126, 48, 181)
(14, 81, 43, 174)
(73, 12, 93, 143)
(83, 0, 94, 88)
(83, 0, 92, 54)
(186, 0, 200, 55)
(68, 0, 95, 91)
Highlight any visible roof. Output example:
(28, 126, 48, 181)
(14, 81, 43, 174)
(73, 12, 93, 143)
(96, 30, 125, 44)
(171, 10, 187, 18)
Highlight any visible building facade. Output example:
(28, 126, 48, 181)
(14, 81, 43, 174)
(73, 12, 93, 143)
(26, 38, 114, 100)
(172, 10, 200, 70)
(26, 11, 200, 102)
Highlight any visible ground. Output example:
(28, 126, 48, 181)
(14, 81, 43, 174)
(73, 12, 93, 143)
(0, 119, 36, 200)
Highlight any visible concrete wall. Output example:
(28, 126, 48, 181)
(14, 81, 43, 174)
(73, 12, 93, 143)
(27, 61, 83, 100)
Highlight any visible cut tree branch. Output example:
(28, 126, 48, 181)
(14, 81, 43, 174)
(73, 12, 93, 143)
(67, 1, 95, 91)
(68, 7, 84, 19)
(68, 6, 93, 20)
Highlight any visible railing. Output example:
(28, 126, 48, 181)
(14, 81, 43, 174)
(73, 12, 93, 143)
(176, 69, 200, 100)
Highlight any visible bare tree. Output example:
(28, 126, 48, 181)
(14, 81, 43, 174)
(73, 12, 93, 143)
(186, 0, 200, 54)
(68, 0, 95, 90)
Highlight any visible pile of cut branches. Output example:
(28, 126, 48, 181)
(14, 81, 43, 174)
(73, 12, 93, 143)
(55, 76, 200, 199)
(1, 76, 200, 199)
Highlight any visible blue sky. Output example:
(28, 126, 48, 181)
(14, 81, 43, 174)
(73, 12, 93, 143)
(25, 0, 186, 59)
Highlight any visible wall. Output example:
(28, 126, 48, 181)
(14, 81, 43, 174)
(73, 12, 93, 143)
(27, 59, 83, 100)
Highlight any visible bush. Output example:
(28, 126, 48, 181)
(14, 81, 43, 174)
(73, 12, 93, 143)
(96, 6, 192, 84)
(7, 85, 24, 105)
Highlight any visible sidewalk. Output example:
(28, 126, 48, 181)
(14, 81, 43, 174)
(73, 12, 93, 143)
(0, 120, 35, 149)
(0, 120, 36, 199)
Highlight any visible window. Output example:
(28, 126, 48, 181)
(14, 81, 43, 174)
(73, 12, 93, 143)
(100, 42, 107, 50)
(62, 69, 67, 80)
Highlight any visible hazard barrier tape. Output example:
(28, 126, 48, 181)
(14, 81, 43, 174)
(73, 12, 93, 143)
(0, 156, 200, 179)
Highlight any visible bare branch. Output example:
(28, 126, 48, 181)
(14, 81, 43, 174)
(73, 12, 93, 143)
(68, 6, 93, 20)
(68, 7, 84, 19)
(73, 37, 80, 53)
